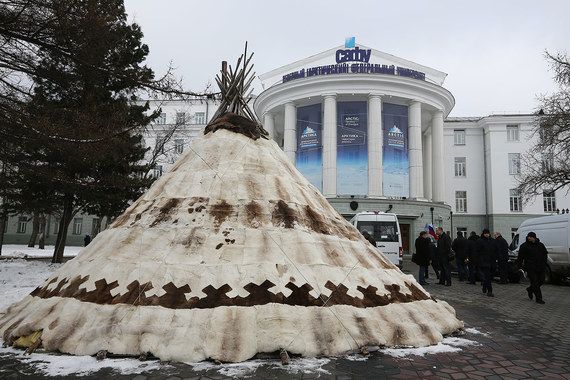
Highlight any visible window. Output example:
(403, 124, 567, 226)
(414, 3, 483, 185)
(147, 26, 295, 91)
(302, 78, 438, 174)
(456, 227, 467, 237)
(510, 189, 522, 212)
(454, 157, 466, 177)
(72, 218, 83, 235)
(156, 113, 166, 124)
(155, 134, 166, 154)
(455, 191, 467, 213)
(543, 190, 556, 212)
(508, 153, 521, 175)
(175, 139, 184, 154)
(194, 112, 206, 124)
(454, 129, 466, 145)
(506, 124, 520, 141)
(17, 216, 27, 233)
(176, 112, 186, 124)
(92, 218, 100, 236)
(542, 152, 554, 172)
(153, 165, 163, 178)
(53, 218, 60, 234)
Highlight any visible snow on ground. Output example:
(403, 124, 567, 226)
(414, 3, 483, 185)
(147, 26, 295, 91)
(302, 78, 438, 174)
(381, 337, 480, 358)
(189, 357, 331, 378)
(464, 327, 490, 337)
(0, 258, 60, 313)
(0, 345, 168, 377)
(1, 244, 82, 259)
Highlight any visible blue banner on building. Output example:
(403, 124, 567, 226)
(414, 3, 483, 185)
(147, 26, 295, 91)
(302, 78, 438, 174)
(382, 103, 409, 197)
(296, 104, 323, 191)
(337, 101, 368, 195)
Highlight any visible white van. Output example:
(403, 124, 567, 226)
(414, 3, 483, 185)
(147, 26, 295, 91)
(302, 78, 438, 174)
(349, 211, 403, 268)
(510, 213, 570, 283)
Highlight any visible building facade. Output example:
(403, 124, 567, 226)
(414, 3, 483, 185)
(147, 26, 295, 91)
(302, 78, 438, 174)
(3, 41, 568, 252)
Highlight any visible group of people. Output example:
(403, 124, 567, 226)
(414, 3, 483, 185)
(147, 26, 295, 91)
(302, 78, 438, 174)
(413, 228, 549, 303)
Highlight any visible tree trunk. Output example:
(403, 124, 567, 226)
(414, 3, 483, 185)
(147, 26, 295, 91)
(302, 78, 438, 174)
(27, 212, 40, 247)
(52, 198, 73, 263)
(0, 212, 6, 256)
(38, 214, 47, 249)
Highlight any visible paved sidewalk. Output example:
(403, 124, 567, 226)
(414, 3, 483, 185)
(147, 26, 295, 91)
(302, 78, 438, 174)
(1, 259, 569, 379)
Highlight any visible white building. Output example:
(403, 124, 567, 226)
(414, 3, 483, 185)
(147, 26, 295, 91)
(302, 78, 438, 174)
(3, 40, 568, 252)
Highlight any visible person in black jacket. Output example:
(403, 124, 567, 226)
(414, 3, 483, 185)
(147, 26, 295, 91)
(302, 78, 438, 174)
(452, 232, 469, 281)
(467, 231, 479, 284)
(436, 227, 452, 286)
(517, 231, 548, 304)
(476, 229, 497, 297)
(414, 231, 431, 285)
(361, 230, 377, 247)
(494, 232, 509, 284)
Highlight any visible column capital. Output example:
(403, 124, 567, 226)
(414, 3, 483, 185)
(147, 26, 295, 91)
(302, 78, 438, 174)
(368, 92, 384, 100)
(408, 99, 422, 106)
(284, 101, 296, 107)
(322, 93, 337, 100)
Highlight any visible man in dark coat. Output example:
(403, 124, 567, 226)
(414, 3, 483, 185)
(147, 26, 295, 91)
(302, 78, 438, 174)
(414, 231, 431, 285)
(467, 231, 480, 284)
(361, 230, 377, 247)
(517, 232, 548, 304)
(452, 232, 469, 281)
(494, 232, 509, 284)
(476, 229, 497, 297)
(436, 227, 452, 286)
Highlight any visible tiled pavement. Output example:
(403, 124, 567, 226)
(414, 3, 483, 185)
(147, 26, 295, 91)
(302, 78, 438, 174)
(1, 260, 569, 379)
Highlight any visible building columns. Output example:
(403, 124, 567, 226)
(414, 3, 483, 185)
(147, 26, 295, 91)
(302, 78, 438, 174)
(322, 94, 337, 197)
(423, 128, 433, 200)
(263, 112, 275, 140)
(408, 101, 423, 199)
(368, 94, 383, 197)
(283, 102, 296, 162)
(431, 110, 445, 202)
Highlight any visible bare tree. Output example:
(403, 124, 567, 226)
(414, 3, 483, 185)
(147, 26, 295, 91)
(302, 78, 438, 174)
(517, 51, 570, 204)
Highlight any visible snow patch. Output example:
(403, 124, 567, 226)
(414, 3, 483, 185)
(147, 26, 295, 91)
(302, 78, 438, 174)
(0, 345, 168, 377)
(1, 244, 82, 259)
(189, 357, 331, 378)
(465, 327, 490, 337)
(381, 336, 479, 358)
(0, 259, 61, 312)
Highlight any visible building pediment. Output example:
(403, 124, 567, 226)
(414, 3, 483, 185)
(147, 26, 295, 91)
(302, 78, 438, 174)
(258, 42, 448, 89)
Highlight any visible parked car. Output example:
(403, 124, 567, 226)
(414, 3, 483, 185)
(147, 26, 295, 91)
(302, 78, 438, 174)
(509, 213, 570, 283)
(350, 211, 403, 268)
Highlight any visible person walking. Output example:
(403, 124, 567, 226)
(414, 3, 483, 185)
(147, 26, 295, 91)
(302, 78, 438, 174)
(467, 231, 480, 284)
(494, 232, 509, 284)
(436, 227, 452, 286)
(414, 231, 431, 285)
(517, 232, 548, 304)
(84, 234, 91, 247)
(452, 232, 469, 282)
(476, 229, 497, 297)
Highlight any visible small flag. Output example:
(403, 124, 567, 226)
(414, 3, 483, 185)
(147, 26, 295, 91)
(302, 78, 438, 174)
(345, 37, 355, 48)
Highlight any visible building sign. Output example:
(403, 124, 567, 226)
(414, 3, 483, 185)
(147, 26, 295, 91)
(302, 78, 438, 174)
(383, 103, 409, 197)
(337, 101, 368, 195)
(296, 104, 323, 191)
(282, 40, 425, 83)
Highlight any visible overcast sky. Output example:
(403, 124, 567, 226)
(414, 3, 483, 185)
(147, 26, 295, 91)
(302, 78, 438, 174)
(124, 0, 569, 117)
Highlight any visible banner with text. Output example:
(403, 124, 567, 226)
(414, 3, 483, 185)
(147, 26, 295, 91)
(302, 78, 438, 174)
(337, 101, 368, 195)
(296, 104, 323, 192)
(382, 103, 409, 197)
